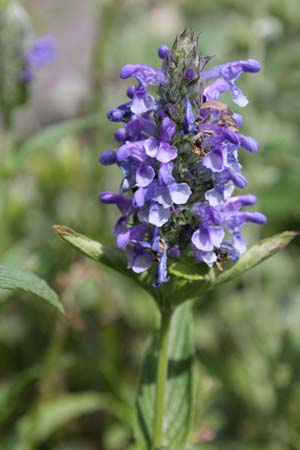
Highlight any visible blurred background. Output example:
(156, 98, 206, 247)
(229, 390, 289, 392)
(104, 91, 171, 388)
(0, 0, 300, 449)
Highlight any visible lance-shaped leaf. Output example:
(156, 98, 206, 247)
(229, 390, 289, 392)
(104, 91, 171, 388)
(53, 225, 126, 271)
(16, 392, 108, 446)
(162, 231, 298, 306)
(0, 264, 64, 314)
(54, 227, 298, 309)
(169, 257, 210, 281)
(0, 365, 41, 424)
(134, 303, 194, 450)
(211, 231, 299, 288)
(53, 225, 159, 299)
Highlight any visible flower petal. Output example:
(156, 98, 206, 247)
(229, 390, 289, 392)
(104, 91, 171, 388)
(120, 64, 168, 87)
(144, 137, 159, 158)
(192, 227, 212, 251)
(168, 182, 192, 205)
(148, 203, 170, 226)
(126, 246, 154, 273)
(156, 142, 177, 163)
(136, 164, 155, 187)
(202, 148, 226, 172)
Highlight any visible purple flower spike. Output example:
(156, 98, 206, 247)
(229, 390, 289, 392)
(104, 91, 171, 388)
(99, 31, 266, 285)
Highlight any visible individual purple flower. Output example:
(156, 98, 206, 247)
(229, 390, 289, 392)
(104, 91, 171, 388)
(107, 102, 133, 122)
(126, 244, 154, 273)
(183, 97, 197, 134)
(99, 192, 134, 217)
(119, 64, 168, 115)
(203, 59, 260, 107)
(120, 64, 168, 87)
(154, 244, 169, 287)
(191, 204, 225, 253)
(217, 195, 267, 254)
(99, 31, 266, 285)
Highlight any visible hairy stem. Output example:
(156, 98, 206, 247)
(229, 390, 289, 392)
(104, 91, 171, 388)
(152, 309, 172, 450)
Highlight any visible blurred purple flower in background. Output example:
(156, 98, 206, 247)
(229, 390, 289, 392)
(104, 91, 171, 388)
(99, 31, 266, 287)
(22, 35, 55, 81)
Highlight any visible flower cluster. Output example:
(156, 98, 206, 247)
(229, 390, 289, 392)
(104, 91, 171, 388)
(99, 31, 266, 287)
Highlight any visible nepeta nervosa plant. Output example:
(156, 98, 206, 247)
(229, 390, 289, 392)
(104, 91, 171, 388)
(99, 31, 266, 287)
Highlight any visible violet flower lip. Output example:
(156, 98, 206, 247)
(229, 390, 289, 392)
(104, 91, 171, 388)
(99, 31, 266, 287)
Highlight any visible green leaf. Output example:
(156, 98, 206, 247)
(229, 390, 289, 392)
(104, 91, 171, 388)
(211, 231, 299, 288)
(0, 264, 64, 314)
(53, 225, 159, 299)
(0, 366, 40, 423)
(134, 303, 194, 450)
(169, 257, 210, 281)
(16, 392, 106, 445)
(53, 224, 128, 272)
(10, 114, 101, 171)
(54, 226, 298, 309)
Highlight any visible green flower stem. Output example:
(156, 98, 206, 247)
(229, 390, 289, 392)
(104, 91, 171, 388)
(152, 308, 173, 450)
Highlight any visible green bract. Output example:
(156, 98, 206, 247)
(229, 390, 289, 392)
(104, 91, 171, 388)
(54, 225, 297, 309)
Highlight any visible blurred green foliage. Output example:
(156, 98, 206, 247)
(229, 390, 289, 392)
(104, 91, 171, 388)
(0, 0, 299, 449)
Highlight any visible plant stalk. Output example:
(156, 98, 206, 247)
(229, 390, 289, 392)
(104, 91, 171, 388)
(0, 115, 14, 254)
(152, 309, 172, 450)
